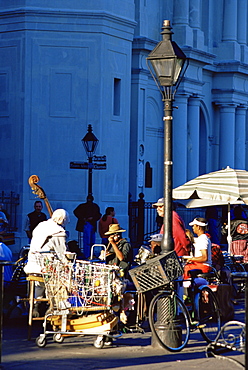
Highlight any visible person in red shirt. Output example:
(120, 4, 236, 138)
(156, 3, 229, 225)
(152, 198, 190, 256)
(98, 207, 118, 245)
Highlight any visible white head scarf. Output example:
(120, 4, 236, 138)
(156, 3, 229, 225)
(52, 209, 70, 226)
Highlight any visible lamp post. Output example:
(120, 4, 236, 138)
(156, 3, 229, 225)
(82, 124, 99, 197)
(146, 20, 188, 349)
(147, 20, 187, 254)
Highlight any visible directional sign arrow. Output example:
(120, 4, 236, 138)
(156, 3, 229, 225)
(70, 161, 89, 169)
(93, 162, 107, 170)
(93, 155, 106, 162)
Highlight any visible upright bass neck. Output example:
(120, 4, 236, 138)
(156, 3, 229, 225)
(42, 198, 53, 218)
(28, 175, 53, 217)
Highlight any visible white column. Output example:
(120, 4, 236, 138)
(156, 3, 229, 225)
(237, 0, 248, 62)
(173, 0, 189, 25)
(189, 0, 205, 48)
(187, 96, 201, 180)
(173, 94, 189, 187)
(189, 0, 201, 28)
(219, 104, 236, 169)
(235, 105, 247, 168)
(237, 0, 247, 44)
(173, 0, 193, 45)
(218, 0, 239, 59)
(222, 0, 237, 41)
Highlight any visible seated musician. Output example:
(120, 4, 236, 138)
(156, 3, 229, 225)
(100, 224, 133, 326)
(183, 218, 212, 280)
(100, 224, 132, 278)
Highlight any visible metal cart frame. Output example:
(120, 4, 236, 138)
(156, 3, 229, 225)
(35, 253, 122, 349)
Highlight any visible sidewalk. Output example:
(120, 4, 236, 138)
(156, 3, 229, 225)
(1, 299, 245, 370)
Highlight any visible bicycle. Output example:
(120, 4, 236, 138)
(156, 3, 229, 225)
(148, 269, 221, 352)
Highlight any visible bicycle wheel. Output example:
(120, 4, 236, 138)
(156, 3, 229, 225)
(197, 286, 221, 343)
(149, 291, 190, 352)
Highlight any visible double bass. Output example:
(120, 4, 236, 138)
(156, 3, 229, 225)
(28, 175, 53, 217)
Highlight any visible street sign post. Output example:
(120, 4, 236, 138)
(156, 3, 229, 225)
(70, 156, 107, 195)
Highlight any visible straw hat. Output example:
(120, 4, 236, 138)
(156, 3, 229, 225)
(104, 223, 126, 235)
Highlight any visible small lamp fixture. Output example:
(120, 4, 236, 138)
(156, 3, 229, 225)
(82, 124, 99, 158)
(147, 20, 187, 92)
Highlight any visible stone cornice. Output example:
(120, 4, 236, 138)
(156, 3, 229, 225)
(182, 46, 216, 65)
(0, 8, 136, 41)
(213, 61, 248, 74)
(132, 37, 158, 52)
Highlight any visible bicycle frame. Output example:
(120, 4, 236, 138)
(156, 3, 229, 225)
(149, 275, 221, 351)
(166, 278, 220, 330)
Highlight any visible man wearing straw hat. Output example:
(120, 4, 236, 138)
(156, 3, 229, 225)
(103, 224, 132, 277)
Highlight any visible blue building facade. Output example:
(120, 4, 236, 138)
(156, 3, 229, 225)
(1, 0, 248, 250)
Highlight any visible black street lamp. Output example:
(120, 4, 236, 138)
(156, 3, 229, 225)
(146, 20, 188, 350)
(147, 19, 187, 254)
(82, 124, 99, 196)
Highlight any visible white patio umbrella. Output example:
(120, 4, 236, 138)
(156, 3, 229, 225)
(172, 166, 248, 252)
(178, 198, 245, 251)
(178, 199, 244, 209)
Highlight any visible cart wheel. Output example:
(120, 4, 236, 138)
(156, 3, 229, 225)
(104, 336, 113, 346)
(36, 335, 47, 348)
(53, 333, 64, 343)
(94, 335, 104, 349)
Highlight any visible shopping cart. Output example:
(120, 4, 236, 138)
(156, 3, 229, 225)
(35, 252, 123, 349)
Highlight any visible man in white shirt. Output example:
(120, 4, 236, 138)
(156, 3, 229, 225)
(184, 217, 212, 279)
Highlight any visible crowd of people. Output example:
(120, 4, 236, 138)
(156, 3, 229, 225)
(2, 195, 248, 319)
(151, 198, 213, 281)
(71, 195, 216, 282)
(7, 198, 248, 282)
(72, 195, 246, 286)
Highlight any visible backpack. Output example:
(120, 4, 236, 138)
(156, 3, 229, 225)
(210, 284, 234, 322)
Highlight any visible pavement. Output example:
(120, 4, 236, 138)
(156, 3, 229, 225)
(0, 298, 246, 370)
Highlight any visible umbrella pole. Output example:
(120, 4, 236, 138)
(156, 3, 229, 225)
(227, 203, 231, 254)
